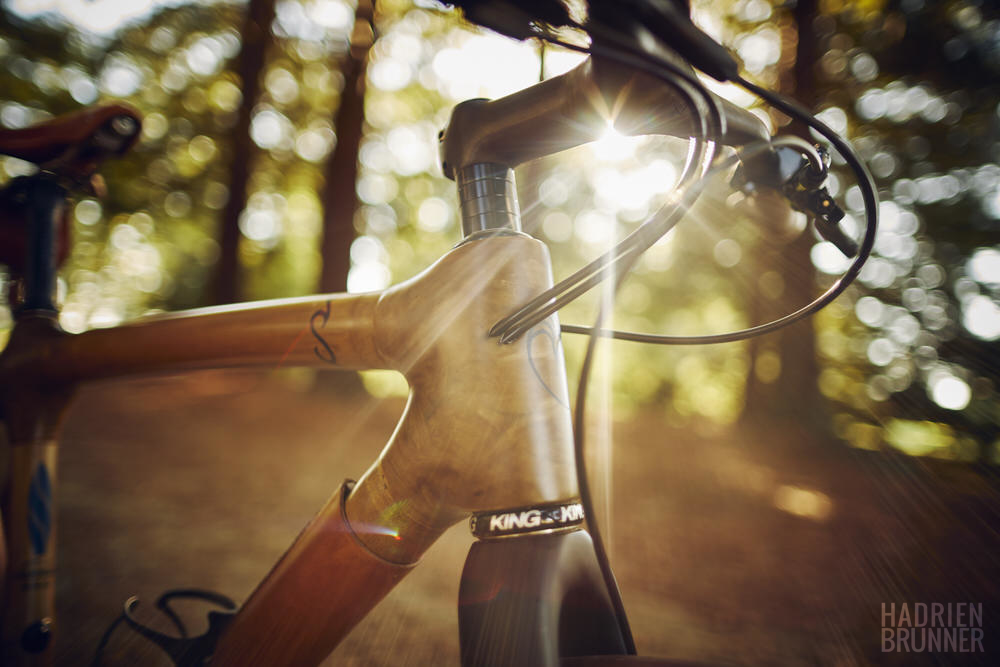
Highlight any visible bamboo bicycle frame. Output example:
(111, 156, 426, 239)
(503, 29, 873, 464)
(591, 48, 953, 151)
(1, 230, 582, 665)
(0, 54, 769, 665)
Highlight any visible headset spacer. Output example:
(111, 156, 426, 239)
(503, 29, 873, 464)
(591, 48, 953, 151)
(470, 501, 585, 539)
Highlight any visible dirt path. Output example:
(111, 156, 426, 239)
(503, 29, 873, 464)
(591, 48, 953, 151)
(52, 371, 999, 665)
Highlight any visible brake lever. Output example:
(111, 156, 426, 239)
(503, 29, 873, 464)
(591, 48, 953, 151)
(808, 194, 857, 259)
(732, 143, 858, 258)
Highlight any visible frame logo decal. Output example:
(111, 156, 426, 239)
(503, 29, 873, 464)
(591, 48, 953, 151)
(525, 317, 570, 409)
(310, 300, 338, 364)
(471, 502, 584, 539)
(28, 463, 52, 555)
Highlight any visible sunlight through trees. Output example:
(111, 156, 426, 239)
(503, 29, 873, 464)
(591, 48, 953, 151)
(0, 0, 997, 460)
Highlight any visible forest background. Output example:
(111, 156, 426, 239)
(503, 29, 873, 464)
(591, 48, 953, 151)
(2, 0, 998, 459)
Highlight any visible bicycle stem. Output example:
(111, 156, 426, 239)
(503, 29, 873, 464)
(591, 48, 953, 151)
(439, 55, 768, 181)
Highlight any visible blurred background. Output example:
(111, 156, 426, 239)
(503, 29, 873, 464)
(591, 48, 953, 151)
(1, 0, 999, 665)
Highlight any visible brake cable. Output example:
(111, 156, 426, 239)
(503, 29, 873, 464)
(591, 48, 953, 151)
(488, 35, 730, 343)
(554, 89, 878, 346)
(488, 39, 878, 345)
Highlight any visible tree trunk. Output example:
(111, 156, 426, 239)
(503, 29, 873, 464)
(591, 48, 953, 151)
(742, 0, 825, 428)
(314, 0, 375, 394)
(212, 0, 276, 305)
(318, 0, 374, 294)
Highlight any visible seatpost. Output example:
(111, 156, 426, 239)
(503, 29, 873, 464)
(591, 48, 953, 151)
(20, 175, 66, 313)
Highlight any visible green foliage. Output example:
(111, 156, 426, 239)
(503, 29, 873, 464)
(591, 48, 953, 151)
(789, 0, 1000, 458)
(0, 0, 353, 326)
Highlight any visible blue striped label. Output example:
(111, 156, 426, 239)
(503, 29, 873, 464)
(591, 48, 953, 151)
(28, 463, 52, 556)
